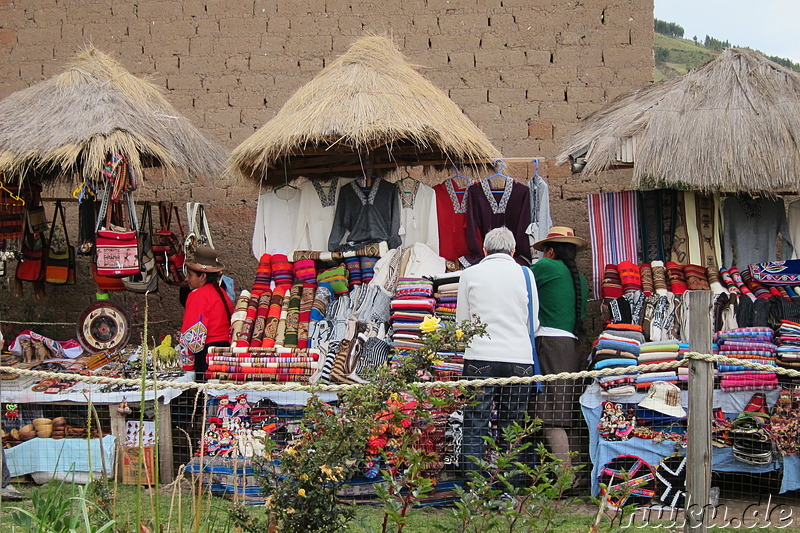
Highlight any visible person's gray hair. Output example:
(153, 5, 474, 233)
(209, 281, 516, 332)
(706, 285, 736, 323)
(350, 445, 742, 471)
(484, 227, 517, 255)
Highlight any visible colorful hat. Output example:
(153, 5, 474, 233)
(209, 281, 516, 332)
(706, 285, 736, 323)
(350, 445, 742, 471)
(533, 226, 588, 251)
(639, 382, 686, 418)
(185, 246, 225, 273)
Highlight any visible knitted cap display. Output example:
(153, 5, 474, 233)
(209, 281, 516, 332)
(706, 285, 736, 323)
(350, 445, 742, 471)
(602, 264, 623, 299)
(271, 254, 293, 288)
(317, 264, 349, 295)
(252, 254, 272, 292)
(618, 261, 642, 293)
(293, 259, 317, 282)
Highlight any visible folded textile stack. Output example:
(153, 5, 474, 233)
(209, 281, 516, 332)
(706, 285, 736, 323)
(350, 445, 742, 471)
(205, 346, 321, 383)
(591, 324, 644, 397)
(774, 320, 800, 373)
(432, 273, 460, 321)
(637, 341, 680, 389)
(714, 327, 778, 391)
(390, 278, 435, 353)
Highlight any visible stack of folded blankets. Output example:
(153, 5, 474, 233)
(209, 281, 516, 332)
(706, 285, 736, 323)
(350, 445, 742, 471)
(591, 324, 644, 397)
(432, 273, 460, 322)
(390, 278, 435, 353)
(637, 341, 681, 389)
(205, 346, 320, 383)
(677, 342, 693, 383)
(774, 320, 800, 374)
(714, 327, 779, 391)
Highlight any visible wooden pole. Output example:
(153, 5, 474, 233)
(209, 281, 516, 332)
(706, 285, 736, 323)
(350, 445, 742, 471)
(683, 290, 713, 532)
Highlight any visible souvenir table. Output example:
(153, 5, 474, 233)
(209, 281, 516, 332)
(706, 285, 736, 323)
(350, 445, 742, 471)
(580, 383, 800, 496)
(0, 359, 192, 484)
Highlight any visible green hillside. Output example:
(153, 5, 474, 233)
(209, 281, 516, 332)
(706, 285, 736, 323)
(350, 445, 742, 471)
(653, 33, 717, 81)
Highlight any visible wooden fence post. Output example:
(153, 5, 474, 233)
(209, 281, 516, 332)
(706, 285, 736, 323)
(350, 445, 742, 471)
(683, 290, 713, 532)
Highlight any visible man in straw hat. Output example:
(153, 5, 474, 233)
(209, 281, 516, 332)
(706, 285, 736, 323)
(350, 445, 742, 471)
(456, 227, 539, 475)
(530, 226, 589, 472)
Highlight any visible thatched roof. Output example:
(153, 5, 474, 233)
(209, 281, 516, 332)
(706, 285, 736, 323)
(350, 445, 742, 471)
(558, 48, 800, 193)
(229, 35, 501, 186)
(0, 47, 227, 183)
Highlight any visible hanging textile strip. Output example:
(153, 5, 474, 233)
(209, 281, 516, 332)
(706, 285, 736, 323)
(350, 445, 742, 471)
(587, 191, 640, 298)
(249, 290, 273, 349)
(283, 282, 304, 348)
(274, 289, 293, 347)
(296, 282, 316, 349)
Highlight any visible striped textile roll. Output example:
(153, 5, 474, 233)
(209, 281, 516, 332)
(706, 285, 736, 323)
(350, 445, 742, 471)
(249, 290, 273, 348)
(229, 290, 252, 343)
(261, 288, 287, 348)
(235, 291, 262, 347)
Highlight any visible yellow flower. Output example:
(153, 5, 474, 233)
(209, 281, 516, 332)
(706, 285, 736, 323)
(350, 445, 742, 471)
(298, 488, 307, 497)
(285, 446, 297, 455)
(286, 507, 296, 514)
(321, 464, 338, 481)
(419, 315, 442, 333)
(264, 495, 274, 508)
(455, 329, 464, 340)
(300, 474, 309, 481)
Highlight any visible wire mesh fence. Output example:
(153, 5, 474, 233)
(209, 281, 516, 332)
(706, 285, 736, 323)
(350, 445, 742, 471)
(0, 352, 798, 530)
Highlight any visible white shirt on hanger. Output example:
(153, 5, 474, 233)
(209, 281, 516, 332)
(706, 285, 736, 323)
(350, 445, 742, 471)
(397, 181, 439, 253)
(252, 188, 301, 258)
(294, 178, 350, 252)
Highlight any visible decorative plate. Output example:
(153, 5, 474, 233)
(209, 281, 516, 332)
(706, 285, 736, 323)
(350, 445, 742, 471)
(76, 301, 131, 353)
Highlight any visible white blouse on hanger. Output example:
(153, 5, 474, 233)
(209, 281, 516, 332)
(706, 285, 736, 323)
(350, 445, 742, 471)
(397, 180, 439, 253)
(294, 178, 350, 252)
(252, 188, 301, 258)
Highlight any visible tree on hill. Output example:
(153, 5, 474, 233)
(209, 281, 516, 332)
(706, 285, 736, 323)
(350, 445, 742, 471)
(654, 18, 684, 38)
(704, 35, 731, 52)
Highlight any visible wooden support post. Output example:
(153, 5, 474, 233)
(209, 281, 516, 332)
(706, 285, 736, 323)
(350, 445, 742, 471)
(108, 404, 127, 480)
(683, 290, 714, 532)
(157, 400, 174, 484)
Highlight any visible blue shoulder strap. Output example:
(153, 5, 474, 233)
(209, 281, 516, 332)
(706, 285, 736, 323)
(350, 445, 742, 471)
(521, 266, 543, 392)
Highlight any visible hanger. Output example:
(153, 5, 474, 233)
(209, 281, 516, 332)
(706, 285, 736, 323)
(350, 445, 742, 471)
(274, 167, 298, 193)
(448, 161, 471, 192)
(399, 166, 417, 193)
(531, 158, 541, 180)
(0, 174, 24, 205)
(485, 159, 510, 192)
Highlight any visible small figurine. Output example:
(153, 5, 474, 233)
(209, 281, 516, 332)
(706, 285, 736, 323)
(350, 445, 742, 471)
(232, 394, 250, 418)
(31, 339, 51, 363)
(5, 404, 19, 421)
(19, 338, 34, 364)
(216, 395, 233, 418)
(117, 397, 132, 416)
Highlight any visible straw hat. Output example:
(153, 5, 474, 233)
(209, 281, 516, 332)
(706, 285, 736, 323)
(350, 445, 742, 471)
(638, 382, 686, 418)
(532, 226, 589, 251)
(185, 246, 225, 273)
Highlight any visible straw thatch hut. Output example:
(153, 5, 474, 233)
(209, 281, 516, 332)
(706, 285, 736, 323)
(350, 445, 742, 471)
(557, 48, 800, 193)
(0, 47, 227, 184)
(229, 35, 501, 187)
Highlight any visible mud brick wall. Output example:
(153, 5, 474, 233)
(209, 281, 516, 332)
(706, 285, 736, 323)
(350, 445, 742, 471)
(0, 0, 653, 340)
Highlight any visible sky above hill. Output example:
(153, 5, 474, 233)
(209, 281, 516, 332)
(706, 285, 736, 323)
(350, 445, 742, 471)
(654, 0, 799, 62)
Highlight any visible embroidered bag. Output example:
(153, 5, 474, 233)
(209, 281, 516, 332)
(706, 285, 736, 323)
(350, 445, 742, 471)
(95, 183, 139, 277)
(152, 202, 186, 286)
(122, 202, 158, 293)
(45, 201, 76, 285)
(184, 202, 214, 259)
(15, 212, 47, 283)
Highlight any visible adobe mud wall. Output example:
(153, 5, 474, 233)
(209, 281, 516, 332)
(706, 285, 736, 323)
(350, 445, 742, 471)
(0, 0, 653, 340)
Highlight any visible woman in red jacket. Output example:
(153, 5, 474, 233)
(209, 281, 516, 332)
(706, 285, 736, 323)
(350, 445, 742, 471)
(181, 246, 233, 382)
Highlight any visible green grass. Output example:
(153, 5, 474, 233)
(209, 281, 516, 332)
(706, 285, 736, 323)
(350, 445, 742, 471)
(654, 33, 717, 81)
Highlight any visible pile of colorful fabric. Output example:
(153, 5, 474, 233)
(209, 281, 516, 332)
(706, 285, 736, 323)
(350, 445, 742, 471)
(775, 320, 800, 373)
(601, 261, 723, 299)
(637, 341, 681, 390)
(714, 327, 779, 391)
(390, 277, 435, 353)
(205, 346, 320, 382)
(590, 324, 644, 397)
(432, 273, 460, 322)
